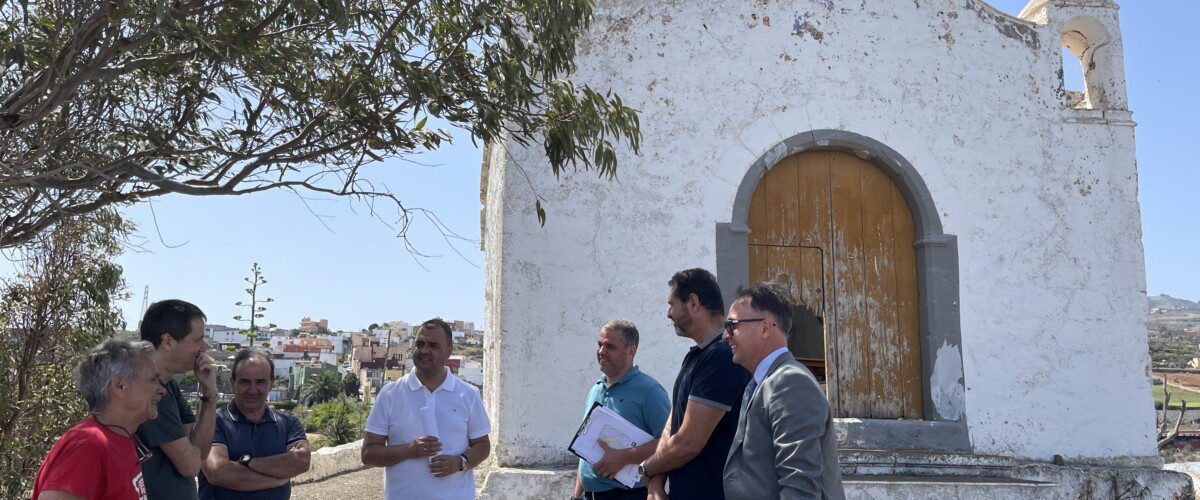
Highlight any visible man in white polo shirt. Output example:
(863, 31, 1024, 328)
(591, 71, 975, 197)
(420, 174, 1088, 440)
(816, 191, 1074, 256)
(362, 318, 491, 500)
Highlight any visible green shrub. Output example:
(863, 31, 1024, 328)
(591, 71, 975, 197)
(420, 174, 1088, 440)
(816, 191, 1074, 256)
(304, 397, 367, 446)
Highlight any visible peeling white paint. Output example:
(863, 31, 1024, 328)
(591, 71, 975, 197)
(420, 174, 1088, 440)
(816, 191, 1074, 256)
(932, 340, 966, 420)
(482, 0, 1154, 470)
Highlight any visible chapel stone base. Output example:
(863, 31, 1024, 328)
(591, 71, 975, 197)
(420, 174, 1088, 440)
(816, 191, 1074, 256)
(476, 450, 1193, 499)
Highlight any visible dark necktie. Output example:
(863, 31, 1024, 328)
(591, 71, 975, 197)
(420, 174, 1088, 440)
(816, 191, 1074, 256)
(739, 378, 758, 421)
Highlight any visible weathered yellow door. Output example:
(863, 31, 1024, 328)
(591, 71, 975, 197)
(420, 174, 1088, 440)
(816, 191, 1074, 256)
(748, 150, 923, 420)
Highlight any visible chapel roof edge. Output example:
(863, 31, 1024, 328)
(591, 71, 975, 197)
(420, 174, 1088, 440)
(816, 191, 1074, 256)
(1018, 0, 1120, 22)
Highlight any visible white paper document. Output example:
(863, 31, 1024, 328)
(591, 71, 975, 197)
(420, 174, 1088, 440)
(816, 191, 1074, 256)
(569, 405, 654, 488)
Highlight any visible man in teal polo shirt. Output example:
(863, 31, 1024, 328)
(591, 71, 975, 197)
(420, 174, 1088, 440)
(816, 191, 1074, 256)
(572, 320, 671, 500)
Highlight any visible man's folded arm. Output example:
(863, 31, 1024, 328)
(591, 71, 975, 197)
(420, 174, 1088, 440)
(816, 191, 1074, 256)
(202, 444, 289, 491)
(159, 436, 203, 478)
(245, 440, 312, 479)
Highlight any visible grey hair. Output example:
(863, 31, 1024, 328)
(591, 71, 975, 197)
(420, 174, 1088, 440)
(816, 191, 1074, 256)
(231, 347, 275, 381)
(76, 338, 156, 412)
(602, 319, 640, 348)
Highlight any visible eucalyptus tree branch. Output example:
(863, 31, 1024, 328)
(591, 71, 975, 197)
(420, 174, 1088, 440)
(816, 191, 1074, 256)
(1, 0, 641, 249)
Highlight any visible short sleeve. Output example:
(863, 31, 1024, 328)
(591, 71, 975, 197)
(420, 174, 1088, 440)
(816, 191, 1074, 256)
(138, 385, 187, 447)
(212, 413, 228, 447)
(466, 388, 491, 440)
(687, 348, 749, 412)
(286, 415, 308, 446)
(582, 385, 601, 418)
(38, 438, 104, 498)
(641, 383, 671, 437)
(364, 387, 392, 437)
(176, 383, 196, 426)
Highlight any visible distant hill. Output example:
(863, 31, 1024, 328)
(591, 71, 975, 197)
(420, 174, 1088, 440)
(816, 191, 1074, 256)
(1151, 294, 1200, 311)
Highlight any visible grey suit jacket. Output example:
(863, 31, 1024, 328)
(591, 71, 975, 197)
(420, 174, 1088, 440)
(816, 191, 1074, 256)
(723, 355, 845, 500)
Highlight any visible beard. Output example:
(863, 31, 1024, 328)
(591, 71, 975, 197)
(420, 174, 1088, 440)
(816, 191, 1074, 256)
(672, 312, 692, 337)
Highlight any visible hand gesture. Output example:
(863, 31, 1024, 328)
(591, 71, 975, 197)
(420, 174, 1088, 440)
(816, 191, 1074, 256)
(407, 436, 442, 460)
(428, 454, 460, 477)
(593, 441, 628, 479)
(195, 353, 217, 398)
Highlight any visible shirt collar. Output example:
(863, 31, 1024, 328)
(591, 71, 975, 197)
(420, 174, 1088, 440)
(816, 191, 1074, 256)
(596, 365, 642, 386)
(692, 330, 724, 351)
(228, 401, 277, 423)
(405, 367, 457, 393)
(753, 347, 792, 386)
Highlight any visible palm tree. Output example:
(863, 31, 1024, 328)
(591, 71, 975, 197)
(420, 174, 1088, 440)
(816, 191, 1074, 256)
(299, 370, 342, 407)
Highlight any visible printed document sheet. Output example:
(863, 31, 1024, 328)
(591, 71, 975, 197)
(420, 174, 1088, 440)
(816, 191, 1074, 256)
(569, 404, 653, 488)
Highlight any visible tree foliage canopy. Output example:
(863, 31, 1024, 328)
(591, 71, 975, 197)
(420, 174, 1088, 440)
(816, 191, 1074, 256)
(342, 371, 361, 397)
(0, 212, 128, 496)
(299, 368, 342, 406)
(0, 0, 640, 248)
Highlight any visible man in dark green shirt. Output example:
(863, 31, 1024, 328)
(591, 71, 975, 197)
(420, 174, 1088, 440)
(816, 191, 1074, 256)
(137, 299, 219, 500)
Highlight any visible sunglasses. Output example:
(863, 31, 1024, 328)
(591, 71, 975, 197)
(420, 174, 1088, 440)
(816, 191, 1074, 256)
(724, 318, 767, 333)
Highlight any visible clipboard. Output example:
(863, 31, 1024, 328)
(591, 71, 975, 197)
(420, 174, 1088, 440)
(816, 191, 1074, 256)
(567, 401, 654, 488)
(567, 401, 605, 461)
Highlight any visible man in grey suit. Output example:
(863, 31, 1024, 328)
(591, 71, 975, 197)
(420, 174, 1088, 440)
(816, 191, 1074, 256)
(721, 283, 844, 500)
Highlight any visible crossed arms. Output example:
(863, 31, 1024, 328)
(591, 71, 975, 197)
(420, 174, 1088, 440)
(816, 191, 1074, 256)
(201, 440, 312, 491)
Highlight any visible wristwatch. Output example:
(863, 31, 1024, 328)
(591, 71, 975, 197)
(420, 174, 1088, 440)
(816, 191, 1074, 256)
(637, 461, 648, 483)
(458, 453, 469, 471)
(238, 455, 252, 467)
(199, 395, 213, 403)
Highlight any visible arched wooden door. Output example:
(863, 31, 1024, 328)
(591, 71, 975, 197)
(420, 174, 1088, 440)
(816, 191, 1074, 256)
(748, 150, 923, 420)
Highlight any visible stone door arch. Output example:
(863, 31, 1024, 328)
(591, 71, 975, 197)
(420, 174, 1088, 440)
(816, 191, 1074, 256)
(748, 150, 923, 420)
(716, 130, 969, 451)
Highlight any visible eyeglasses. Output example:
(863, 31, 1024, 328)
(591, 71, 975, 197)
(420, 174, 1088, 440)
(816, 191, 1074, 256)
(134, 435, 153, 465)
(101, 421, 153, 464)
(724, 318, 767, 333)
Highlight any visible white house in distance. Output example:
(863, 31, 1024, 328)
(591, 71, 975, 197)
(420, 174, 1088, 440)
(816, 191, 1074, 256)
(479, 0, 1187, 497)
(204, 324, 244, 345)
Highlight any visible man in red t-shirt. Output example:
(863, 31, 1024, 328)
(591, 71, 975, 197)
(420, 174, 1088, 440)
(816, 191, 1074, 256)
(32, 338, 167, 500)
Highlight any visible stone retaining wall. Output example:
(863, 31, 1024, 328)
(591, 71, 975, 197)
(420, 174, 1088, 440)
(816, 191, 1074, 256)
(294, 439, 367, 485)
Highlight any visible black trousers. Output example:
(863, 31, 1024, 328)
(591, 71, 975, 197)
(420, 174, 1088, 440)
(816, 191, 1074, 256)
(585, 487, 648, 500)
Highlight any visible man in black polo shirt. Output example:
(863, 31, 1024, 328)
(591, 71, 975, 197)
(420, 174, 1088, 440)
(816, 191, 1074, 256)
(638, 269, 750, 500)
(200, 348, 310, 499)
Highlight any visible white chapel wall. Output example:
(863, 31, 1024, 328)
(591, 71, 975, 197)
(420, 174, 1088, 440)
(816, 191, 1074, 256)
(483, 0, 1153, 466)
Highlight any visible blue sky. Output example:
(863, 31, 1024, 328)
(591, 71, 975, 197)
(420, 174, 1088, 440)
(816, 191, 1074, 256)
(83, 1, 1200, 331)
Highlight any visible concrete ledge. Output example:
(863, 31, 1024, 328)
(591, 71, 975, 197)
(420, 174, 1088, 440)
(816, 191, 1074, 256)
(293, 439, 367, 485)
(838, 419, 970, 453)
(1165, 463, 1200, 500)
(477, 467, 574, 499)
(471, 455, 1193, 500)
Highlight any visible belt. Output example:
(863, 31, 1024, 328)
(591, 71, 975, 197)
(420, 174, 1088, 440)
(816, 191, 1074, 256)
(585, 487, 648, 500)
